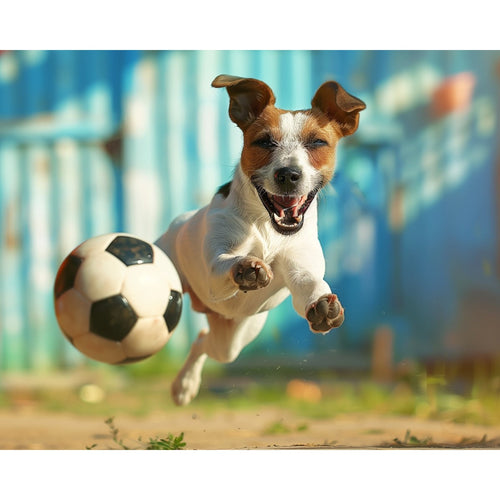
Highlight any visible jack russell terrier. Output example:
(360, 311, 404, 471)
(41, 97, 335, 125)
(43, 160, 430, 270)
(156, 74, 366, 405)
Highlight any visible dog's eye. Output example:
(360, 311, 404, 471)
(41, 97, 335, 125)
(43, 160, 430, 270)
(306, 138, 328, 149)
(252, 136, 277, 149)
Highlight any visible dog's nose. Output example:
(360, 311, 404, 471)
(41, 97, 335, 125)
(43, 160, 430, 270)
(274, 167, 301, 191)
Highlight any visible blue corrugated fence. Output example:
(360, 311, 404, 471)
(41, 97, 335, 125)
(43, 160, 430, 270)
(1, 50, 499, 372)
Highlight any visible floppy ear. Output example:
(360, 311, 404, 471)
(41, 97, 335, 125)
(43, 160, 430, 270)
(311, 81, 366, 136)
(212, 74, 276, 131)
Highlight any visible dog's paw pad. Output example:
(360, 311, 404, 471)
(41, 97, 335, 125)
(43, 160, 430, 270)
(306, 294, 344, 333)
(231, 257, 273, 291)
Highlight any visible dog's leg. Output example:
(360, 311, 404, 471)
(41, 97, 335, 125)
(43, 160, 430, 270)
(291, 279, 344, 334)
(171, 311, 268, 405)
(288, 276, 344, 333)
(282, 248, 345, 334)
(170, 328, 209, 406)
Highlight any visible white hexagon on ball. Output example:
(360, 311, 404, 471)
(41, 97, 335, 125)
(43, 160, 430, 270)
(54, 288, 91, 341)
(121, 263, 170, 317)
(73, 333, 126, 365)
(74, 251, 127, 303)
(121, 316, 172, 360)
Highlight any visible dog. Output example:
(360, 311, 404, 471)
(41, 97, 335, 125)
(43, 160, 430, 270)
(156, 74, 366, 405)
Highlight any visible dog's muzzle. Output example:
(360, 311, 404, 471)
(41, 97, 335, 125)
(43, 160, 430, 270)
(252, 169, 319, 235)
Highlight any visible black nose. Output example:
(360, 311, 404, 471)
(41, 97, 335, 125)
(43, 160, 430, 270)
(274, 167, 301, 191)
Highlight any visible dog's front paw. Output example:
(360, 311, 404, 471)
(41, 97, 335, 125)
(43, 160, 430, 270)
(231, 257, 273, 292)
(306, 293, 344, 333)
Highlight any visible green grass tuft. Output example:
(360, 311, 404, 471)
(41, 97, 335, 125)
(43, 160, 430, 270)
(140, 433, 186, 450)
(87, 416, 186, 450)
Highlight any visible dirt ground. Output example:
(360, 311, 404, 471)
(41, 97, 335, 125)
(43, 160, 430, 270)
(2, 406, 500, 450)
(1, 370, 500, 450)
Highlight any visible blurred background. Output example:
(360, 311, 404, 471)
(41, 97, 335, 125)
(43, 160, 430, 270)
(0, 50, 499, 384)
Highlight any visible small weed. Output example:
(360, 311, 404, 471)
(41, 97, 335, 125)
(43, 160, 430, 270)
(139, 433, 186, 450)
(87, 417, 186, 450)
(392, 429, 432, 447)
(459, 434, 488, 447)
(105, 416, 130, 450)
(389, 432, 499, 449)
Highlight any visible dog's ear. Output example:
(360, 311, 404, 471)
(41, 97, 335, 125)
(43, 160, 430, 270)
(212, 74, 276, 131)
(311, 81, 366, 137)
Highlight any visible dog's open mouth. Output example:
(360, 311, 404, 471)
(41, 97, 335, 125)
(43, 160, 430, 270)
(252, 182, 318, 235)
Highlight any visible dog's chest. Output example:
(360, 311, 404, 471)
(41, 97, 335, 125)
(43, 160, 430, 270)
(247, 225, 286, 263)
(221, 233, 293, 317)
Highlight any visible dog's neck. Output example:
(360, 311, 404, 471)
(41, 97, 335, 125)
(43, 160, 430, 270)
(229, 165, 266, 221)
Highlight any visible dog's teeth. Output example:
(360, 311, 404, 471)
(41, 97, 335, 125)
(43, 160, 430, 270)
(273, 213, 302, 227)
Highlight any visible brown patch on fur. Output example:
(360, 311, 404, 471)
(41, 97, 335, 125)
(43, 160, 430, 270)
(240, 106, 286, 177)
(301, 110, 341, 182)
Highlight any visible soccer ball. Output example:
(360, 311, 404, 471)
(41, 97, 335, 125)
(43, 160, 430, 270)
(54, 233, 183, 365)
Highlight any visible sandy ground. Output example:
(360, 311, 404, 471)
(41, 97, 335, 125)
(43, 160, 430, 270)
(1, 406, 500, 450)
(1, 371, 500, 450)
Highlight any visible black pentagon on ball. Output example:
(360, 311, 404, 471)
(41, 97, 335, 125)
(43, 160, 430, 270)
(164, 289, 182, 331)
(54, 253, 83, 299)
(90, 294, 138, 341)
(105, 235, 153, 266)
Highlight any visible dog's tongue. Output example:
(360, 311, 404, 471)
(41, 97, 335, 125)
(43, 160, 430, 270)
(272, 195, 306, 218)
(273, 195, 299, 208)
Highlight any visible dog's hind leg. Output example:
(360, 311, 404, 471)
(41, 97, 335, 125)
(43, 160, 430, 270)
(171, 311, 268, 406)
(170, 328, 208, 406)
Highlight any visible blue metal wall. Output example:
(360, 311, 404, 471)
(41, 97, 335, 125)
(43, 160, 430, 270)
(0, 51, 137, 370)
(1, 50, 499, 372)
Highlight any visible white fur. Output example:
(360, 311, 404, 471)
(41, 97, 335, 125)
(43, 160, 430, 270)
(156, 107, 340, 406)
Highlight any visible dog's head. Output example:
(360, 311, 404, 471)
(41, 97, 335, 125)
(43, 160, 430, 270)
(212, 74, 366, 235)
